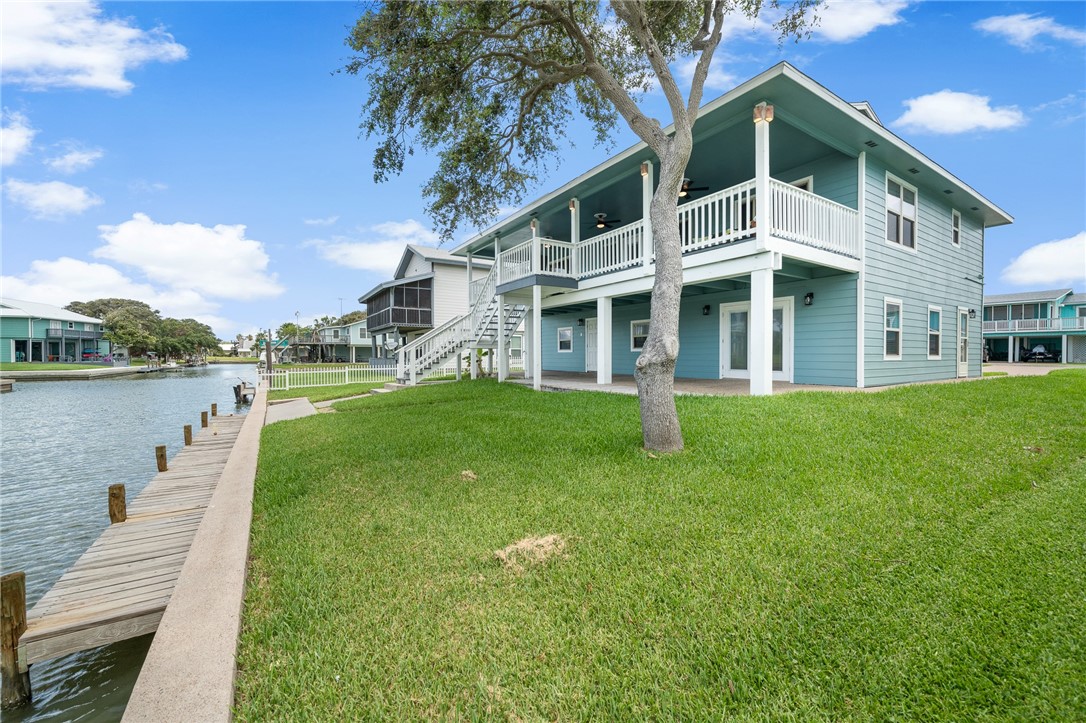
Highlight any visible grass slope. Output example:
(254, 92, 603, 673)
(268, 382, 387, 403)
(237, 372, 1086, 720)
(0, 362, 106, 371)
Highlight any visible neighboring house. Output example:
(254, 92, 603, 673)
(255, 338, 291, 363)
(394, 63, 1013, 392)
(307, 319, 373, 363)
(0, 298, 112, 363)
(359, 245, 493, 362)
(982, 289, 1086, 363)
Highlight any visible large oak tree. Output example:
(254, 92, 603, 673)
(346, 0, 817, 451)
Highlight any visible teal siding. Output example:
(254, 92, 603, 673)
(862, 157, 985, 385)
(776, 152, 858, 210)
(541, 273, 858, 386)
(540, 312, 588, 372)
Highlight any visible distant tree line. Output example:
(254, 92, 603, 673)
(65, 298, 220, 362)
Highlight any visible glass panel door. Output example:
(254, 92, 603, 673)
(729, 311, 748, 371)
(720, 299, 792, 381)
(958, 310, 969, 377)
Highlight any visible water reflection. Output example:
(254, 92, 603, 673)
(0, 365, 257, 722)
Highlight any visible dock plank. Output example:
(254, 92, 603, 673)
(19, 411, 259, 665)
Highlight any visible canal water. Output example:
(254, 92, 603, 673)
(0, 364, 259, 722)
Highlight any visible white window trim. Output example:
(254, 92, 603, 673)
(557, 326, 573, 353)
(885, 172, 919, 254)
(630, 319, 650, 352)
(951, 210, 961, 247)
(928, 305, 942, 360)
(884, 297, 903, 361)
(789, 175, 814, 192)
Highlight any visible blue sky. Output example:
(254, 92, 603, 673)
(2, 1, 1084, 338)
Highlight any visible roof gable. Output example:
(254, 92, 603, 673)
(983, 289, 1073, 305)
(0, 298, 103, 324)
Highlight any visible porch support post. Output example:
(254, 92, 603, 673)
(641, 160, 654, 269)
(749, 266, 774, 396)
(753, 102, 774, 252)
(494, 236, 502, 286)
(466, 251, 473, 305)
(1062, 334, 1068, 364)
(532, 285, 543, 391)
(497, 293, 508, 382)
(597, 296, 613, 385)
(455, 353, 462, 381)
(470, 345, 478, 379)
(531, 219, 541, 275)
(523, 312, 533, 380)
(569, 198, 580, 278)
(1009, 335, 1016, 362)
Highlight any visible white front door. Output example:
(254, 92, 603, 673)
(720, 298, 794, 381)
(957, 308, 969, 377)
(585, 318, 597, 372)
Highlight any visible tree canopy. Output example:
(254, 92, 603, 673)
(65, 298, 220, 360)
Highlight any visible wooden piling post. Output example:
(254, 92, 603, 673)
(1, 571, 31, 708)
(184, 424, 192, 446)
(155, 445, 168, 472)
(108, 484, 127, 523)
(201, 411, 208, 428)
(211, 403, 217, 417)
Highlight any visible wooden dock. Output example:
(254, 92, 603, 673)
(9, 412, 248, 678)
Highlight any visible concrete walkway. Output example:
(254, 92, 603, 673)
(264, 397, 317, 423)
(982, 361, 1066, 377)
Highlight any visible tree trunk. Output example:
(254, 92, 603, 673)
(635, 143, 691, 452)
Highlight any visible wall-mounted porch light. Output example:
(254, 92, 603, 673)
(577, 318, 585, 326)
(968, 309, 977, 319)
(702, 305, 711, 316)
(804, 292, 814, 306)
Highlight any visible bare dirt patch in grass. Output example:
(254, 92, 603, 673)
(494, 534, 567, 572)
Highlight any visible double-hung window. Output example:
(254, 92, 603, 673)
(630, 320, 650, 352)
(885, 298, 902, 360)
(886, 176, 917, 249)
(951, 210, 961, 246)
(557, 327, 573, 352)
(928, 306, 942, 360)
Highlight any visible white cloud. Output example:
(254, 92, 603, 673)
(812, 0, 908, 42)
(893, 90, 1026, 134)
(129, 179, 169, 194)
(3, 178, 103, 218)
(303, 215, 340, 226)
(675, 57, 738, 93)
(94, 213, 284, 301)
(1, 1, 187, 93)
(306, 219, 440, 275)
(1, 111, 37, 166)
(975, 14, 1086, 49)
(1001, 233, 1086, 288)
(45, 144, 105, 174)
(0, 256, 217, 318)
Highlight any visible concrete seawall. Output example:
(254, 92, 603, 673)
(1, 367, 142, 381)
(121, 383, 268, 722)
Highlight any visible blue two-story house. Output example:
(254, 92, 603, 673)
(394, 63, 1012, 393)
(982, 289, 1086, 363)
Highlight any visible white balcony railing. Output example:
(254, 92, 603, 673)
(495, 176, 861, 288)
(577, 222, 643, 278)
(983, 317, 1086, 333)
(769, 179, 861, 259)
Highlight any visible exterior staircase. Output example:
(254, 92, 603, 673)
(396, 266, 526, 384)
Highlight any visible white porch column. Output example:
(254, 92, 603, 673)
(466, 250, 473, 305)
(597, 296, 613, 385)
(1062, 334, 1068, 364)
(455, 353, 462, 381)
(1009, 335, 1016, 362)
(494, 236, 502, 286)
(531, 218, 541, 275)
(532, 285, 543, 391)
(497, 293, 508, 382)
(470, 346, 478, 379)
(749, 266, 774, 396)
(753, 102, 774, 252)
(569, 198, 580, 278)
(521, 310, 529, 377)
(641, 161, 654, 269)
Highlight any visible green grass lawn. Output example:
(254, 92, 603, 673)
(207, 356, 259, 364)
(267, 382, 388, 403)
(0, 362, 107, 371)
(236, 371, 1086, 720)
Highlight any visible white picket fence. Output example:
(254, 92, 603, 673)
(261, 365, 394, 391)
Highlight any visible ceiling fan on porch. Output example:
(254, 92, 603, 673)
(678, 177, 709, 200)
(593, 212, 622, 229)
